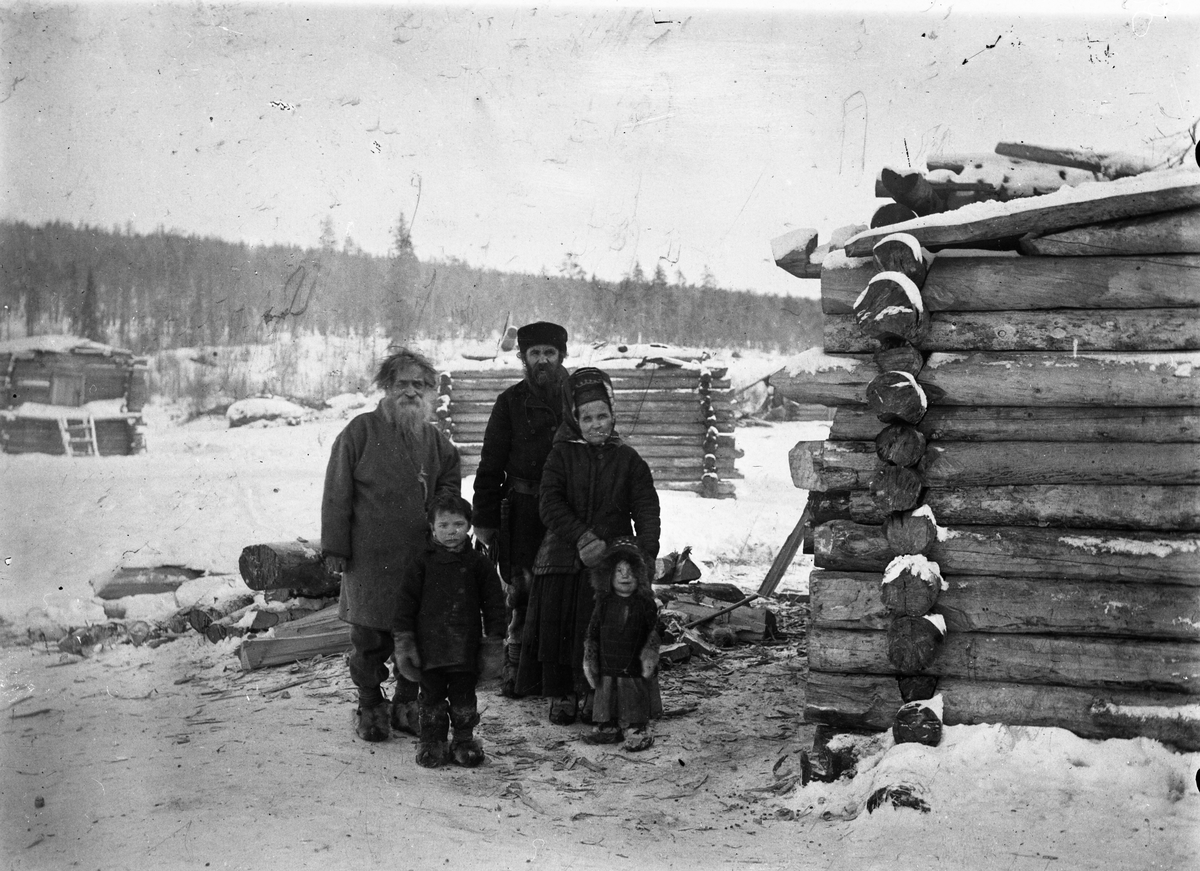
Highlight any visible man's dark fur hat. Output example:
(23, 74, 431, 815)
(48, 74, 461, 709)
(591, 536, 653, 598)
(517, 321, 568, 354)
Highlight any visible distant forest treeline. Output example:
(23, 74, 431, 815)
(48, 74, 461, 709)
(0, 218, 821, 354)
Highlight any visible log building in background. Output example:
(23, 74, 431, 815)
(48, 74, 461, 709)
(439, 359, 739, 498)
(0, 335, 149, 456)
(770, 147, 1200, 750)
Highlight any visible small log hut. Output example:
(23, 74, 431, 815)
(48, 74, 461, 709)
(0, 335, 149, 456)
(438, 360, 739, 498)
(770, 146, 1200, 751)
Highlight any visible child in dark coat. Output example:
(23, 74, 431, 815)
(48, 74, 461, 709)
(582, 537, 662, 752)
(394, 494, 506, 768)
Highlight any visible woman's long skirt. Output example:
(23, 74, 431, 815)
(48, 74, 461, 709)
(514, 568, 594, 698)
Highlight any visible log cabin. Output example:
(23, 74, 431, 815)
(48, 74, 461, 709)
(0, 335, 149, 456)
(770, 153, 1200, 751)
(437, 360, 740, 498)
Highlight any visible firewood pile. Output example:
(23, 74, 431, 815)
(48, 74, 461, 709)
(769, 138, 1200, 751)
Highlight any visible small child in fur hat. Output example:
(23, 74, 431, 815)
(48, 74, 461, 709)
(393, 493, 507, 768)
(581, 537, 662, 751)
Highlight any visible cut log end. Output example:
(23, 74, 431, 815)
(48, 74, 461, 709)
(886, 615, 943, 672)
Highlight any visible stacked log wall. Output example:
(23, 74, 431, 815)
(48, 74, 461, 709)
(776, 249, 1200, 749)
(439, 367, 739, 497)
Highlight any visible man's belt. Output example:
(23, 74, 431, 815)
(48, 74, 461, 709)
(507, 476, 539, 497)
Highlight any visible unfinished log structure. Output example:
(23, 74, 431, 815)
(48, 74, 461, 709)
(771, 154, 1200, 750)
(0, 335, 149, 456)
(437, 362, 739, 497)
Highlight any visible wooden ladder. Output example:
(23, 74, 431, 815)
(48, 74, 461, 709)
(58, 415, 99, 457)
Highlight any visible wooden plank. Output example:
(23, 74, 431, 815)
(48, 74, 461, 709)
(238, 629, 352, 671)
(808, 626, 1200, 692)
(848, 484, 1200, 531)
(830, 406, 1200, 443)
(824, 308, 1200, 353)
(992, 141, 1160, 179)
(814, 519, 1200, 584)
(819, 254, 1200, 315)
(1020, 207, 1200, 256)
(810, 569, 1200, 639)
(803, 671, 1200, 749)
(843, 170, 1200, 256)
(92, 565, 205, 599)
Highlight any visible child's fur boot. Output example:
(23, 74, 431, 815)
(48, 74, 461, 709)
(416, 697, 450, 769)
(390, 698, 420, 736)
(354, 702, 390, 743)
(450, 736, 485, 767)
(449, 704, 484, 767)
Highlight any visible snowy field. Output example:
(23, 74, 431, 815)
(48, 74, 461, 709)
(1, 362, 1199, 869)
(0, 392, 820, 635)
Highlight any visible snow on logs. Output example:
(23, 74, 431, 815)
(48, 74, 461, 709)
(771, 168, 1200, 749)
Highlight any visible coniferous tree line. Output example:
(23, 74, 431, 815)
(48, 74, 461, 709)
(0, 217, 822, 354)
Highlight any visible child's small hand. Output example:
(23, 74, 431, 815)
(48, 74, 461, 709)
(477, 636, 505, 681)
(640, 647, 658, 680)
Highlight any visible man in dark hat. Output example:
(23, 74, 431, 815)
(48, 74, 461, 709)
(472, 321, 569, 697)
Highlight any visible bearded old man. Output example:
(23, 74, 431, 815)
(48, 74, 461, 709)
(471, 321, 569, 697)
(322, 348, 462, 742)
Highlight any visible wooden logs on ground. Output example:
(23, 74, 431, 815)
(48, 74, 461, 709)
(875, 424, 926, 466)
(866, 371, 927, 424)
(854, 273, 929, 342)
(870, 465, 923, 513)
(238, 539, 341, 597)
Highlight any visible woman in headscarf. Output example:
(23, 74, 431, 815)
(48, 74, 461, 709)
(514, 367, 661, 724)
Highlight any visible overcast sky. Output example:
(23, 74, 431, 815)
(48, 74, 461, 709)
(2, 1, 1196, 299)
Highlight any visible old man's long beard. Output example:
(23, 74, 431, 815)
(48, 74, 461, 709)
(525, 360, 566, 402)
(387, 393, 435, 435)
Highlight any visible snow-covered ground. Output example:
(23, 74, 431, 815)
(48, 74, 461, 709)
(2, 363, 1198, 869)
(0, 389, 818, 635)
